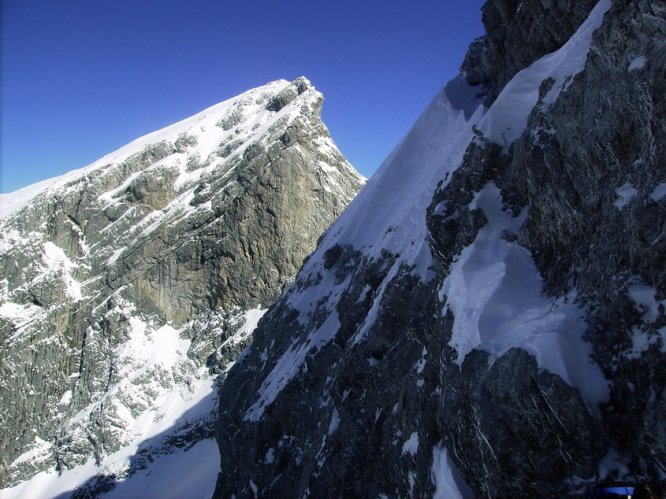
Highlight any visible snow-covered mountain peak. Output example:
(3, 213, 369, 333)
(0, 76, 363, 496)
(0, 76, 340, 220)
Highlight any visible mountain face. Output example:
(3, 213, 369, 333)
(214, 1, 666, 497)
(0, 77, 363, 496)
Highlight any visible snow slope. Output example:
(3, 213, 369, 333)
(0, 80, 262, 217)
(246, 0, 610, 421)
(241, 0, 611, 463)
(0, 78, 360, 220)
(0, 308, 262, 499)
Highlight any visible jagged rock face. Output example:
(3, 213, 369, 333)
(462, 0, 598, 103)
(508, 0, 666, 485)
(214, 2, 665, 497)
(0, 77, 363, 489)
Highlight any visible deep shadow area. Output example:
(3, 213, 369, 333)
(52, 390, 218, 499)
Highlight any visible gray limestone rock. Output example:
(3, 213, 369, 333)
(0, 77, 363, 488)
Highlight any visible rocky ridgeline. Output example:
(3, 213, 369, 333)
(463, 0, 599, 103)
(0, 77, 363, 489)
(214, 1, 666, 497)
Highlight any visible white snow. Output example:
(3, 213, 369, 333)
(243, 0, 613, 421)
(2, 374, 216, 499)
(614, 182, 638, 209)
(407, 471, 416, 495)
(613, 182, 638, 210)
(119, 320, 190, 373)
(220, 306, 267, 349)
(244, 310, 342, 421)
(313, 75, 485, 275)
(431, 444, 474, 499)
(478, 0, 611, 145)
(0, 177, 57, 220)
(41, 242, 82, 300)
(623, 281, 666, 356)
(0, 305, 262, 498)
(249, 479, 258, 497)
(328, 408, 340, 435)
(107, 248, 125, 265)
(0, 460, 100, 499)
(102, 438, 220, 499)
(401, 432, 419, 456)
(628, 55, 648, 72)
(413, 347, 427, 374)
(59, 390, 73, 406)
(441, 182, 609, 411)
(9, 437, 52, 468)
(0, 302, 42, 329)
(628, 281, 662, 323)
(349, 262, 401, 345)
(0, 77, 348, 223)
(598, 448, 632, 481)
(650, 182, 666, 202)
(42, 242, 70, 268)
(626, 327, 658, 359)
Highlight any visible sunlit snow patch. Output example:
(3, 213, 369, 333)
(41, 242, 82, 300)
(477, 0, 611, 145)
(441, 183, 609, 411)
(0, 305, 268, 499)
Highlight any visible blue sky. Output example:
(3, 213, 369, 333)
(1, 0, 485, 193)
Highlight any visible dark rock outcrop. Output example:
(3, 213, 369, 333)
(462, 0, 598, 103)
(214, 2, 666, 497)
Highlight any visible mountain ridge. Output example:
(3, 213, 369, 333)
(213, 1, 666, 496)
(0, 76, 364, 496)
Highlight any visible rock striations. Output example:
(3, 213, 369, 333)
(214, 1, 666, 497)
(0, 77, 363, 496)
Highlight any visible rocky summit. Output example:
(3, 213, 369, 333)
(0, 77, 363, 496)
(214, 1, 666, 497)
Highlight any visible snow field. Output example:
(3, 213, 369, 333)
(1, 306, 265, 498)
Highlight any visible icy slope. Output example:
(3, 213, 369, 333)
(242, 0, 611, 423)
(214, 1, 666, 496)
(0, 77, 363, 496)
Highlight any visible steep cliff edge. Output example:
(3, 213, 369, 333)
(214, 2, 665, 496)
(0, 77, 363, 495)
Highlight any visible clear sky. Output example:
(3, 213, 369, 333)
(1, 0, 485, 193)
